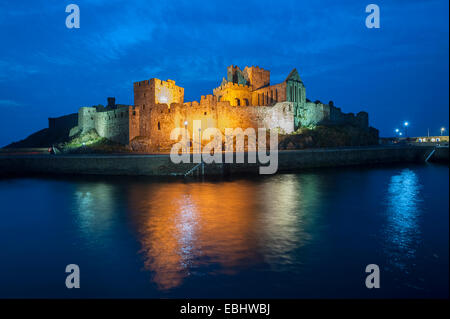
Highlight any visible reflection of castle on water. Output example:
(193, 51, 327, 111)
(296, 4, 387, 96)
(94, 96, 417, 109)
(72, 175, 323, 291)
(127, 176, 322, 291)
(71, 171, 426, 292)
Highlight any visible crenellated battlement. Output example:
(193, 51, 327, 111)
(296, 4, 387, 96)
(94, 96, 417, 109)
(134, 78, 178, 88)
(245, 65, 267, 72)
(134, 79, 151, 87)
(213, 81, 250, 94)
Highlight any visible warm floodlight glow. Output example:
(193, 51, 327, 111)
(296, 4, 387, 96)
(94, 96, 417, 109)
(159, 95, 168, 103)
(404, 122, 409, 126)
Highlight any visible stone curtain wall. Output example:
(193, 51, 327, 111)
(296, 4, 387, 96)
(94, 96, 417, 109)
(94, 108, 129, 144)
(78, 107, 96, 132)
(297, 101, 369, 129)
(129, 106, 140, 141)
(140, 96, 294, 150)
(78, 105, 135, 144)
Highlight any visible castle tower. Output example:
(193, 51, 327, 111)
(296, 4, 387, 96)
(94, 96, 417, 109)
(227, 65, 248, 85)
(243, 66, 270, 90)
(134, 78, 184, 136)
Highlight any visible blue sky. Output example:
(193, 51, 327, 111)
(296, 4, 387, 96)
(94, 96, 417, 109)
(0, 0, 448, 145)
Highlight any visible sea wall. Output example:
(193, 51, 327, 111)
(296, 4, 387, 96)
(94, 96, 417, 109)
(429, 146, 449, 163)
(0, 146, 434, 177)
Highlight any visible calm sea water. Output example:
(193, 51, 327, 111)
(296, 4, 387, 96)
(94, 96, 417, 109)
(0, 163, 448, 298)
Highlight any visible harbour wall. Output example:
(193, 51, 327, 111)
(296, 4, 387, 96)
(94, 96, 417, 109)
(0, 146, 438, 177)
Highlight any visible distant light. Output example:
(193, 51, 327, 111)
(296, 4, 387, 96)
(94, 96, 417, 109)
(399, 132, 403, 136)
(82, 142, 86, 146)
(159, 95, 168, 103)
(441, 127, 445, 131)
(395, 128, 399, 133)
(404, 121, 409, 126)
(184, 121, 188, 126)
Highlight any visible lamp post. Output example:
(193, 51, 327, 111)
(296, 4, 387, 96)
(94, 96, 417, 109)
(404, 122, 409, 137)
(441, 127, 445, 136)
(198, 127, 201, 154)
(184, 121, 188, 153)
(395, 128, 399, 136)
(198, 127, 204, 176)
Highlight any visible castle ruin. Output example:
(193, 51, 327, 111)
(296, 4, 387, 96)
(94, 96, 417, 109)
(70, 65, 370, 149)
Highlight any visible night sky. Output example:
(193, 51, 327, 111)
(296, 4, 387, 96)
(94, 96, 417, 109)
(0, 0, 448, 146)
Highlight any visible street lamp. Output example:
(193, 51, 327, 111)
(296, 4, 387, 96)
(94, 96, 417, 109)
(404, 122, 409, 137)
(441, 127, 446, 136)
(198, 128, 202, 154)
(184, 121, 189, 153)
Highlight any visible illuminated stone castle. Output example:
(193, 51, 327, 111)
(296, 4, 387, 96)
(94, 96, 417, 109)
(73, 65, 370, 149)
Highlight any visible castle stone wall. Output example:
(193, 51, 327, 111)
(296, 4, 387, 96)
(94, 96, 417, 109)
(77, 105, 137, 145)
(252, 82, 286, 106)
(213, 82, 252, 106)
(243, 66, 270, 90)
(94, 107, 130, 144)
(134, 78, 184, 137)
(78, 107, 96, 132)
(137, 96, 294, 150)
(297, 101, 369, 129)
(73, 65, 373, 149)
